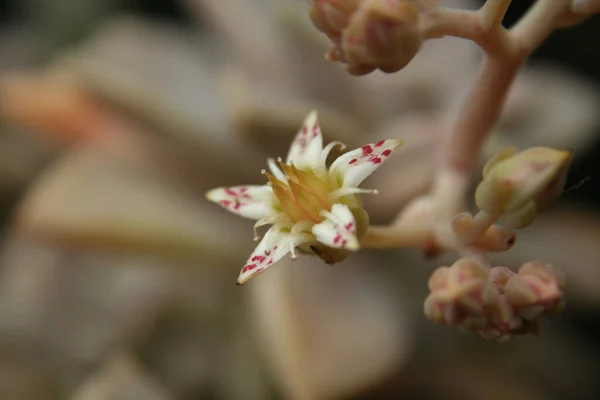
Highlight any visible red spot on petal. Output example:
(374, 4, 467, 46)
(333, 233, 342, 244)
(221, 188, 251, 209)
(349, 141, 395, 166)
(242, 263, 258, 273)
(344, 222, 354, 231)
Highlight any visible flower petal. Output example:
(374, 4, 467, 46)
(312, 203, 359, 250)
(237, 225, 310, 285)
(206, 185, 275, 220)
(330, 139, 402, 188)
(286, 110, 324, 169)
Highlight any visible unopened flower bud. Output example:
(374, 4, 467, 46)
(479, 294, 522, 343)
(505, 261, 565, 320)
(424, 258, 498, 327)
(489, 266, 515, 293)
(309, 0, 360, 39)
(341, 0, 424, 75)
(428, 259, 566, 341)
(475, 147, 572, 229)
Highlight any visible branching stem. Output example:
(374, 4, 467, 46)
(364, 0, 574, 253)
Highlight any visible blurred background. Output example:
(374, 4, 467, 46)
(0, 0, 600, 399)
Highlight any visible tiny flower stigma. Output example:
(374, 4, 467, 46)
(206, 110, 402, 284)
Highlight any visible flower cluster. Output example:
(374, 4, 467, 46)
(309, 0, 429, 75)
(424, 258, 565, 342)
(204, 0, 586, 344)
(207, 111, 402, 284)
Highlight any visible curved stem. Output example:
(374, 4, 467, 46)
(421, 6, 513, 55)
(480, 0, 513, 30)
(361, 224, 429, 249)
(510, 0, 572, 54)
(365, 0, 576, 253)
(442, 55, 523, 175)
(458, 211, 500, 246)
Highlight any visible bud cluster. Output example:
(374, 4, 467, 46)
(309, 0, 433, 75)
(424, 258, 565, 342)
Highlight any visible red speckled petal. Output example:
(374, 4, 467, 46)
(286, 110, 324, 169)
(206, 185, 275, 220)
(312, 203, 359, 250)
(237, 226, 310, 285)
(330, 139, 402, 188)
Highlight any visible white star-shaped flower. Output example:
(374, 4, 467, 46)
(207, 111, 402, 284)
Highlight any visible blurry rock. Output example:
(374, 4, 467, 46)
(69, 352, 174, 400)
(0, 26, 43, 70)
(250, 255, 412, 399)
(0, 346, 59, 400)
(0, 71, 137, 148)
(218, 65, 364, 156)
(0, 128, 56, 202)
(488, 65, 600, 158)
(141, 298, 271, 400)
(0, 236, 176, 389)
(184, 0, 296, 89)
(51, 16, 264, 179)
(13, 142, 248, 262)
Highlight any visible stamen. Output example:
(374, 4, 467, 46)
(289, 231, 313, 261)
(278, 158, 297, 182)
(317, 141, 346, 174)
(319, 209, 344, 226)
(253, 220, 266, 240)
(291, 221, 314, 236)
(254, 214, 287, 239)
(267, 158, 287, 182)
(329, 187, 379, 201)
(263, 170, 282, 187)
(290, 244, 298, 260)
